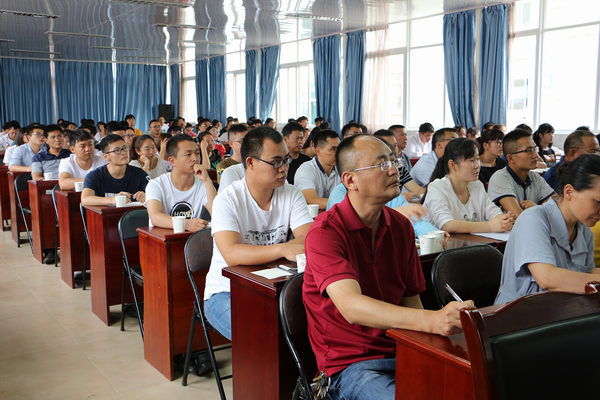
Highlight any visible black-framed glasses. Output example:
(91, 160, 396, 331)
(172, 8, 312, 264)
(509, 147, 536, 155)
(104, 146, 130, 155)
(350, 158, 400, 173)
(254, 156, 293, 169)
(124, 133, 135, 138)
(573, 147, 600, 155)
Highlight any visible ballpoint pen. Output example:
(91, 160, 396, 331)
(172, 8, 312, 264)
(445, 283, 464, 302)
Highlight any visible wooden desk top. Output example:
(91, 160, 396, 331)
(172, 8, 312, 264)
(85, 203, 145, 216)
(56, 189, 80, 198)
(223, 259, 296, 297)
(28, 178, 58, 188)
(137, 226, 192, 243)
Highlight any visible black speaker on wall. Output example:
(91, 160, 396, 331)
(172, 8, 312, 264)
(158, 104, 173, 121)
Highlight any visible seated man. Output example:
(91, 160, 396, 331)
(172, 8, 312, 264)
(218, 163, 245, 193)
(488, 129, 555, 219)
(303, 135, 473, 400)
(283, 121, 312, 184)
(146, 135, 216, 231)
(294, 130, 341, 210)
(410, 127, 458, 187)
(81, 134, 148, 206)
(404, 122, 434, 158)
(215, 123, 248, 183)
(389, 124, 411, 171)
(204, 126, 313, 340)
(31, 125, 71, 180)
(544, 129, 599, 192)
(9, 125, 46, 172)
(58, 129, 108, 190)
(341, 122, 362, 139)
(0, 121, 20, 150)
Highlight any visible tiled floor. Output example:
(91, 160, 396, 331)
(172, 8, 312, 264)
(0, 228, 232, 399)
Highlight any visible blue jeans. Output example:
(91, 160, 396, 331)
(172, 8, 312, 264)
(327, 358, 396, 400)
(204, 292, 232, 340)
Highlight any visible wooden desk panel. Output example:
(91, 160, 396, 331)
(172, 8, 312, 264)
(8, 171, 30, 244)
(0, 166, 11, 230)
(85, 204, 145, 325)
(57, 190, 89, 288)
(138, 227, 229, 381)
(28, 179, 59, 263)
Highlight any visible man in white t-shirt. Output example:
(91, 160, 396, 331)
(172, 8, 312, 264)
(145, 135, 216, 230)
(58, 130, 107, 190)
(204, 126, 314, 341)
(217, 163, 245, 193)
(405, 122, 434, 158)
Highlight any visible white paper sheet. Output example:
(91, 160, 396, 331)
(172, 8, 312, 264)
(125, 201, 145, 207)
(471, 232, 511, 241)
(251, 268, 292, 279)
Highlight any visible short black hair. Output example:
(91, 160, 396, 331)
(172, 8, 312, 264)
(482, 121, 495, 131)
(281, 122, 304, 137)
(43, 124, 63, 138)
(125, 114, 135, 120)
(69, 129, 93, 147)
(241, 126, 284, 169)
(7, 121, 20, 130)
(149, 119, 159, 127)
(167, 125, 182, 134)
(563, 130, 597, 154)
(503, 129, 532, 155)
(315, 117, 324, 124)
(106, 122, 125, 135)
(314, 130, 340, 149)
(100, 134, 126, 152)
(26, 125, 44, 136)
(228, 123, 248, 138)
(335, 134, 390, 175)
(432, 128, 455, 149)
(165, 134, 196, 158)
(419, 122, 434, 133)
(373, 129, 394, 139)
(388, 124, 405, 131)
(342, 123, 361, 138)
(297, 116, 308, 123)
(515, 123, 532, 133)
(477, 128, 505, 155)
(252, 118, 263, 126)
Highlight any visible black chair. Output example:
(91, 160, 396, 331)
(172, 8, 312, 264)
(118, 208, 148, 339)
(431, 244, 503, 309)
(79, 203, 90, 290)
(182, 228, 231, 395)
(51, 184, 61, 267)
(279, 273, 318, 400)
(14, 173, 33, 252)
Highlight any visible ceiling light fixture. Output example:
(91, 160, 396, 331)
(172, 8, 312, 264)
(182, 39, 228, 45)
(45, 31, 109, 38)
(119, 55, 163, 59)
(0, 9, 60, 19)
(10, 49, 60, 55)
(0, 39, 15, 42)
(92, 46, 141, 50)
(282, 12, 342, 22)
(110, 0, 195, 7)
(152, 23, 214, 30)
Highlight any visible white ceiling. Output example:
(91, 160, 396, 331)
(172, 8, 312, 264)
(0, 0, 515, 65)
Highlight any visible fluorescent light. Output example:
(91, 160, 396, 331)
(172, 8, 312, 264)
(0, 9, 59, 19)
(45, 31, 109, 38)
(0, 39, 15, 42)
(182, 40, 228, 45)
(110, 0, 195, 7)
(152, 23, 214, 29)
(10, 49, 60, 55)
(119, 55, 163, 59)
(92, 46, 141, 51)
(282, 12, 342, 22)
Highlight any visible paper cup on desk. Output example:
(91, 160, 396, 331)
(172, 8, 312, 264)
(172, 216, 186, 233)
(418, 235, 436, 255)
(296, 254, 307, 273)
(307, 204, 319, 218)
(74, 182, 84, 192)
(115, 195, 127, 207)
(427, 230, 445, 253)
(44, 172, 52, 180)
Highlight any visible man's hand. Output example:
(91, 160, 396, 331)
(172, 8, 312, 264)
(394, 204, 428, 221)
(114, 191, 131, 205)
(185, 218, 209, 232)
(432, 300, 475, 336)
(441, 231, 450, 250)
(281, 243, 305, 261)
(519, 200, 536, 210)
(132, 191, 145, 203)
(193, 164, 211, 182)
(402, 191, 417, 202)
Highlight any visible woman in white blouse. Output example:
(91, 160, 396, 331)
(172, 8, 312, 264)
(129, 135, 167, 179)
(423, 138, 514, 233)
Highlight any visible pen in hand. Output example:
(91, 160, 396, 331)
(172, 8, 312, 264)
(445, 283, 464, 302)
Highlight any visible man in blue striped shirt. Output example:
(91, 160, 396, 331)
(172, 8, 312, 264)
(31, 125, 71, 180)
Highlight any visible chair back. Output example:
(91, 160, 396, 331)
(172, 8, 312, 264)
(184, 228, 213, 303)
(461, 289, 600, 400)
(279, 273, 318, 399)
(14, 173, 32, 209)
(431, 245, 503, 309)
(52, 184, 60, 223)
(118, 209, 148, 260)
(79, 203, 89, 243)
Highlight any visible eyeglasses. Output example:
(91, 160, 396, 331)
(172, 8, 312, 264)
(438, 137, 456, 143)
(490, 140, 503, 145)
(150, 125, 161, 129)
(509, 147, 536, 155)
(254, 156, 293, 169)
(48, 134, 64, 140)
(573, 147, 600, 155)
(31, 132, 45, 137)
(124, 134, 135, 138)
(104, 146, 130, 155)
(350, 158, 400, 173)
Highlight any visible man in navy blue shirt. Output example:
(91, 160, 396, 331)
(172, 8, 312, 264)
(81, 134, 148, 206)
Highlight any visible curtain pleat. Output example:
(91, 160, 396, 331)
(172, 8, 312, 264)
(313, 35, 341, 134)
(170, 64, 181, 118)
(245, 49, 259, 120)
(345, 30, 366, 124)
(195, 59, 210, 119)
(259, 46, 280, 121)
(209, 56, 227, 124)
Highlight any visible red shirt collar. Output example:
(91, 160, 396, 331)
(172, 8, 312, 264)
(337, 194, 392, 232)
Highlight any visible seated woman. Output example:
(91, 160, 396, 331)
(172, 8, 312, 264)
(533, 123, 557, 167)
(129, 135, 166, 179)
(423, 138, 514, 233)
(476, 128, 506, 187)
(198, 131, 221, 170)
(207, 125, 226, 157)
(495, 154, 600, 304)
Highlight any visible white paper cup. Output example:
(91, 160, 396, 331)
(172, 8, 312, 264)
(172, 216, 186, 233)
(44, 172, 52, 180)
(74, 182, 84, 192)
(428, 230, 445, 253)
(115, 195, 127, 207)
(307, 204, 319, 218)
(419, 235, 436, 255)
(296, 254, 307, 273)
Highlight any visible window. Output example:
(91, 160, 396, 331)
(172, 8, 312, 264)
(507, 36, 537, 128)
(408, 46, 445, 128)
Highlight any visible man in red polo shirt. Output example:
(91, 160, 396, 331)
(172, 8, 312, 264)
(303, 134, 473, 400)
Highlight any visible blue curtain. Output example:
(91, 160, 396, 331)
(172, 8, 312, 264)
(443, 10, 477, 129)
(55, 61, 114, 124)
(195, 59, 210, 119)
(245, 49, 259, 120)
(479, 4, 509, 128)
(345, 30, 366, 124)
(209, 56, 227, 124)
(259, 46, 280, 121)
(313, 35, 341, 134)
(0, 59, 54, 125)
(115, 64, 166, 131)
(170, 64, 180, 118)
